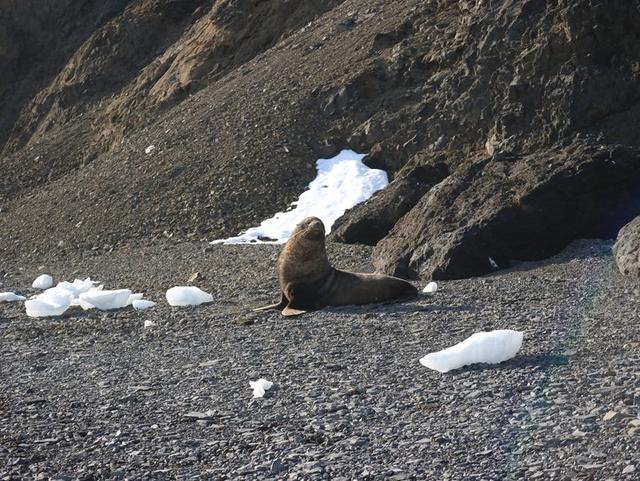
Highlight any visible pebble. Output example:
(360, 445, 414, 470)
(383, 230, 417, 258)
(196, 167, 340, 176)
(1, 239, 637, 479)
(603, 410, 622, 422)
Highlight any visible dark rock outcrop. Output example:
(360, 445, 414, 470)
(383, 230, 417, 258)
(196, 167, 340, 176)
(613, 217, 640, 278)
(374, 143, 640, 279)
(329, 162, 448, 245)
(329, 177, 429, 246)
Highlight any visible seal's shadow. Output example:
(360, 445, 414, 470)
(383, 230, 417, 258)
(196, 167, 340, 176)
(324, 302, 477, 315)
(445, 352, 570, 374)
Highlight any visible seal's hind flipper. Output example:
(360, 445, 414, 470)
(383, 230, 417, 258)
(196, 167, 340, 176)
(282, 305, 307, 317)
(253, 293, 287, 312)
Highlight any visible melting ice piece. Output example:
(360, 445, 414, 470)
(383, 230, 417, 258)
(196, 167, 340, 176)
(127, 293, 144, 305)
(0, 292, 26, 302)
(166, 286, 213, 306)
(56, 278, 100, 298)
(212, 150, 388, 244)
(250, 378, 273, 398)
(38, 286, 75, 304)
(420, 329, 524, 373)
(144, 320, 157, 328)
(25, 284, 77, 317)
(32, 274, 53, 289)
(79, 289, 132, 310)
(25, 295, 71, 317)
(423, 282, 438, 293)
(133, 300, 156, 311)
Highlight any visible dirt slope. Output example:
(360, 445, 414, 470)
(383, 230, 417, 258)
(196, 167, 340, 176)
(2, 0, 640, 278)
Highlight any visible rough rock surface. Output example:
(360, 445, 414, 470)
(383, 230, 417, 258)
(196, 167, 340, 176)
(613, 216, 640, 278)
(1, 239, 639, 479)
(329, 176, 429, 245)
(329, 160, 448, 245)
(374, 143, 640, 279)
(2, 0, 640, 278)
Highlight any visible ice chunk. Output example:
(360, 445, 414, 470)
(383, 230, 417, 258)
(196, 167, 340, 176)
(250, 378, 273, 398)
(166, 286, 213, 306)
(24, 284, 77, 317)
(145, 144, 155, 154)
(55, 278, 99, 298)
(143, 320, 157, 328)
(0, 292, 26, 302)
(32, 274, 53, 289)
(25, 295, 71, 317)
(24, 276, 138, 316)
(39, 286, 75, 304)
(127, 293, 144, 305)
(420, 329, 524, 373)
(133, 300, 156, 310)
(212, 150, 388, 244)
(423, 281, 438, 293)
(71, 277, 99, 293)
(79, 289, 132, 310)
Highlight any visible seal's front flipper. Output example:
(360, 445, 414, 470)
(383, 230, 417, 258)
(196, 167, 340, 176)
(253, 293, 287, 312)
(282, 305, 307, 317)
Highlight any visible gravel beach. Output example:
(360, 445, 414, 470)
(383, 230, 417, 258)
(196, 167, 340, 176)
(1, 239, 639, 480)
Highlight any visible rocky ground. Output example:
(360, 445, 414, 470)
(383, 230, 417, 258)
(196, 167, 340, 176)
(1, 239, 638, 480)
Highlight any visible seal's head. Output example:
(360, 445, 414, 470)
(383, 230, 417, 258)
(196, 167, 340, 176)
(291, 216, 326, 242)
(277, 216, 330, 287)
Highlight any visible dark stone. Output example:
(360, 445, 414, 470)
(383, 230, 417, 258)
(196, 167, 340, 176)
(373, 143, 640, 280)
(329, 178, 429, 246)
(330, 163, 448, 246)
(613, 216, 640, 277)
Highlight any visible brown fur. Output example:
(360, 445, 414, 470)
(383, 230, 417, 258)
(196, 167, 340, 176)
(255, 217, 418, 316)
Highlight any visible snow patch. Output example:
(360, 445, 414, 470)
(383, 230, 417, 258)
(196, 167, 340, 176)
(250, 378, 273, 398)
(32, 274, 53, 289)
(145, 145, 155, 154)
(144, 320, 157, 328)
(0, 292, 26, 302)
(422, 281, 438, 293)
(166, 286, 213, 306)
(420, 329, 524, 373)
(212, 150, 388, 244)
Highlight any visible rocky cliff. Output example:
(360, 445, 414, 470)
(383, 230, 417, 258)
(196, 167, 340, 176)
(2, 0, 640, 279)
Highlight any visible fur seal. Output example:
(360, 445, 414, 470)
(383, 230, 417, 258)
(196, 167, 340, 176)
(255, 216, 418, 316)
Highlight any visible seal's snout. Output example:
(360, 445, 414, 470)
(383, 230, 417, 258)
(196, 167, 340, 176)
(307, 218, 325, 235)
(294, 216, 325, 238)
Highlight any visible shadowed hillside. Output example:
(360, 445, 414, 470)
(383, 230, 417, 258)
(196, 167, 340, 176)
(2, 0, 640, 279)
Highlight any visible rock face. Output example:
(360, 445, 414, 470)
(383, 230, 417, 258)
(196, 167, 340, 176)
(613, 217, 640, 278)
(329, 162, 448, 245)
(1, 0, 640, 278)
(374, 143, 640, 279)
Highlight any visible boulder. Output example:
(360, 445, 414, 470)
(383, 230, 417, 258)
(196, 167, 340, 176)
(373, 143, 640, 280)
(329, 177, 429, 246)
(613, 216, 640, 277)
(330, 162, 448, 246)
